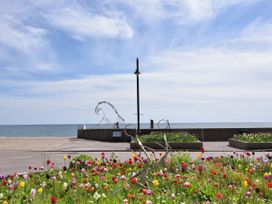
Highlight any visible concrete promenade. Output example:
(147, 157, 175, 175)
(0, 137, 271, 175)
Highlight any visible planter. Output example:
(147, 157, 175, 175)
(130, 141, 203, 150)
(229, 138, 272, 150)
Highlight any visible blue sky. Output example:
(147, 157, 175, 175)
(1, 0, 272, 124)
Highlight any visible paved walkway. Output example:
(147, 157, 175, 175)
(0, 137, 270, 175)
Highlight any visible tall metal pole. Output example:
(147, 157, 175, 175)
(134, 58, 141, 134)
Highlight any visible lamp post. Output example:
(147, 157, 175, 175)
(134, 58, 141, 135)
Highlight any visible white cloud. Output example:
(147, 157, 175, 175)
(0, 16, 47, 54)
(114, 0, 259, 24)
(44, 6, 133, 40)
(2, 48, 272, 124)
(238, 20, 272, 44)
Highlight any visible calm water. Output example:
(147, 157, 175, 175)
(1, 122, 272, 137)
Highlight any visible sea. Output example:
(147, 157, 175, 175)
(1, 122, 272, 137)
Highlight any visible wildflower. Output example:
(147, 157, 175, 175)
(146, 200, 152, 204)
(30, 188, 36, 199)
(120, 175, 126, 181)
(0, 193, 3, 199)
(216, 192, 222, 199)
(23, 174, 28, 180)
(267, 181, 272, 188)
(246, 191, 251, 197)
(181, 162, 187, 169)
(93, 192, 101, 200)
(38, 187, 43, 193)
(227, 184, 233, 190)
(196, 153, 202, 159)
(19, 181, 25, 188)
(2, 180, 8, 185)
(244, 180, 249, 187)
(123, 199, 129, 204)
(127, 193, 135, 199)
(63, 155, 68, 160)
(211, 169, 217, 175)
(198, 165, 203, 173)
(200, 147, 205, 153)
(3, 201, 8, 204)
(50, 196, 58, 204)
(170, 193, 175, 200)
(131, 177, 137, 184)
(125, 183, 130, 190)
(184, 181, 190, 188)
(264, 172, 270, 179)
(152, 179, 159, 187)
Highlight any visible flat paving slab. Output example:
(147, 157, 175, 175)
(0, 137, 270, 175)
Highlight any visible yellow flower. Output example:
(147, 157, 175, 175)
(3, 201, 8, 204)
(153, 179, 159, 187)
(63, 155, 68, 161)
(19, 181, 25, 188)
(131, 153, 137, 158)
(238, 164, 241, 169)
(37, 187, 43, 193)
(270, 163, 272, 169)
(196, 153, 202, 159)
(243, 180, 249, 187)
(264, 172, 269, 177)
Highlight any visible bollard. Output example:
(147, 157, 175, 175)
(150, 119, 154, 129)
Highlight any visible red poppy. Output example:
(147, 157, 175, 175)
(211, 169, 217, 175)
(2, 180, 8, 185)
(200, 147, 205, 153)
(181, 162, 187, 169)
(216, 192, 222, 199)
(131, 177, 137, 184)
(267, 181, 272, 188)
(248, 169, 254, 174)
(128, 159, 133, 165)
(50, 196, 58, 204)
(198, 165, 203, 172)
(112, 163, 117, 169)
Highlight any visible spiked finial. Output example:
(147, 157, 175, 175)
(134, 57, 140, 74)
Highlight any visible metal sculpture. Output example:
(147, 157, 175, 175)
(95, 101, 125, 129)
(158, 119, 171, 130)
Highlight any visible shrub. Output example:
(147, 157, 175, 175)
(233, 132, 272, 143)
(139, 132, 198, 143)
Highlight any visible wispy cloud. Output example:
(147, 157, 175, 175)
(43, 5, 133, 40)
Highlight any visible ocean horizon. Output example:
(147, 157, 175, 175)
(1, 122, 272, 137)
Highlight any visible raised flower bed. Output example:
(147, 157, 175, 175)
(130, 132, 203, 150)
(229, 132, 272, 150)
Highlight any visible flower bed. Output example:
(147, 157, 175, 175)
(130, 132, 202, 150)
(1, 152, 272, 203)
(230, 133, 272, 150)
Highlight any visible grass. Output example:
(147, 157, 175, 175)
(139, 132, 198, 143)
(233, 132, 272, 143)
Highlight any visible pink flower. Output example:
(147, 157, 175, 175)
(184, 181, 190, 188)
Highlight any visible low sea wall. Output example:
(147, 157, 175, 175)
(77, 128, 272, 142)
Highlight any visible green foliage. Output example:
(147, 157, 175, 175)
(139, 132, 198, 143)
(233, 132, 272, 143)
(69, 153, 92, 169)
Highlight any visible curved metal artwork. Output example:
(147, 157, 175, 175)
(124, 123, 137, 139)
(95, 101, 125, 129)
(158, 119, 171, 130)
